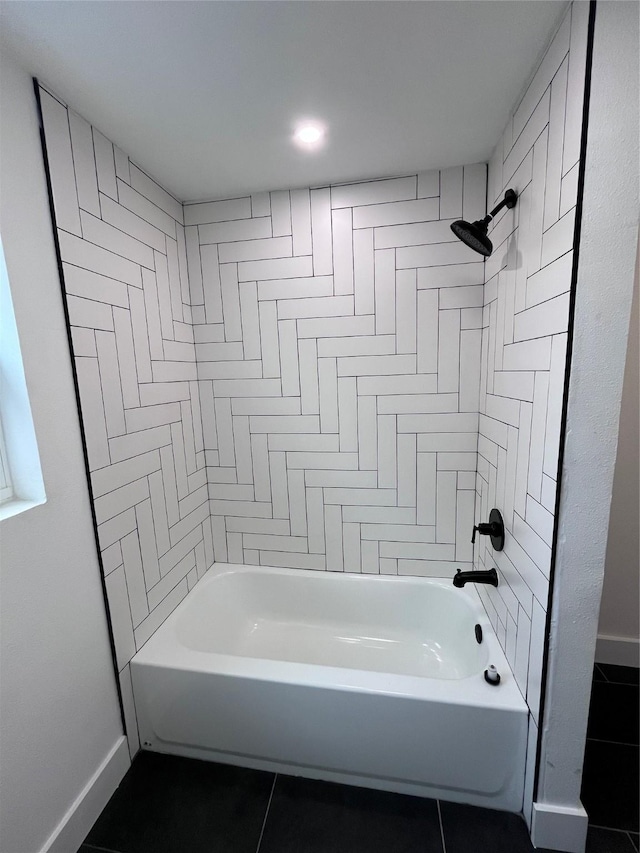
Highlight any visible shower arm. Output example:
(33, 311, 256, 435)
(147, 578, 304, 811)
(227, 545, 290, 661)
(486, 188, 518, 222)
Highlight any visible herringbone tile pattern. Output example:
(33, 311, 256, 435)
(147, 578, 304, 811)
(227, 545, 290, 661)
(185, 169, 486, 576)
(41, 83, 489, 751)
(40, 86, 211, 753)
(472, 2, 589, 824)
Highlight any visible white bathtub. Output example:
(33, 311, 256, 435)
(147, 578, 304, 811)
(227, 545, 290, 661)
(131, 563, 528, 812)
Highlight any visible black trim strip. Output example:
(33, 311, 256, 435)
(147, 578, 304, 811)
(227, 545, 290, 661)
(532, 0, 598, 805)
(32, 78, 127, 735)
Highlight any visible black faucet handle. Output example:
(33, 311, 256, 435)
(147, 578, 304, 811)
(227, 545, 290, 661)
(470, 509, 505, 551)
(471, 522, 492, 544)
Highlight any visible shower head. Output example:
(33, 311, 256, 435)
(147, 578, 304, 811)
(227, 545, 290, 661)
(450, 218, 493, 257)
(450, 188, 517, 257)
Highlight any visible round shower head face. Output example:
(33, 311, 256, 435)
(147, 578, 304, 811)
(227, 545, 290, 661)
(450, 219, 493, 257)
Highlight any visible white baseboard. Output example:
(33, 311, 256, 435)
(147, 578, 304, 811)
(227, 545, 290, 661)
(596, 634, 640, 668)
(530, 802, 588, 853)
(40, 735, 130, 853)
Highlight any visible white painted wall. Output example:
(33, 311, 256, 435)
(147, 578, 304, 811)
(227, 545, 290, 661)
(598, 260, 639, 664)
(533, 3, 639, 851)
(0, 49, 128, 853)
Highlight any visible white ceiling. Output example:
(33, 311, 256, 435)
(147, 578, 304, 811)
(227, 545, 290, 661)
(1, 1, 566, 203)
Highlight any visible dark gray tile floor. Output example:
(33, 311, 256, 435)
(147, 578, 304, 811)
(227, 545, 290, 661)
(581, 663, 639, 852)
(78, 751, 540, 853)
(81, 752, 274, 853)
(77, 663, 639, 853)
(258, 775, 445, 853)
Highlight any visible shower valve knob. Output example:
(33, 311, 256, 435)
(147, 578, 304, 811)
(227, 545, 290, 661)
(472, 523, 493, 543)
(470, 508, 505, 551)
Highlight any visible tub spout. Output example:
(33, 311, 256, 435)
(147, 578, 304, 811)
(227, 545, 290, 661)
(453, 568, 499, 588)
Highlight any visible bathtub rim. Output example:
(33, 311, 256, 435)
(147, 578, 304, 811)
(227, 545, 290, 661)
(132, 562, 528, 714)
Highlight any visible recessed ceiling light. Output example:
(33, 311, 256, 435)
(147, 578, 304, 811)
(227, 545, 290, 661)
(293, 122, 326, 150)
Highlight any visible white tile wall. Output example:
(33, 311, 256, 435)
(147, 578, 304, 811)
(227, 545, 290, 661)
(39, 86, 213, 756)
(474, 2, 589, 825)
(185, 167, 486, 576)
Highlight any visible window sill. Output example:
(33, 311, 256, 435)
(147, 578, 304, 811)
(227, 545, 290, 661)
(0, 496, 45, 522)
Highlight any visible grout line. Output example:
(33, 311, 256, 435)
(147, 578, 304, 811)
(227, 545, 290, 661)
(589, 822, 640, 835)
(597, 677, 640, 687)
(82, 843, 126, 853)
(436, 800, 447, 853)
(255, 773, 277, 853)
(586, 737, 639, 748)
(594, 663, 609, 682)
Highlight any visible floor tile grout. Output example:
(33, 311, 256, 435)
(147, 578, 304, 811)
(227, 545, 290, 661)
(594, 664, 640, 686)
(436, 800, 447, 853)
(254, 772, 277, 853)
(590, 822, 640, 834)
(587, 738, 639, 748)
